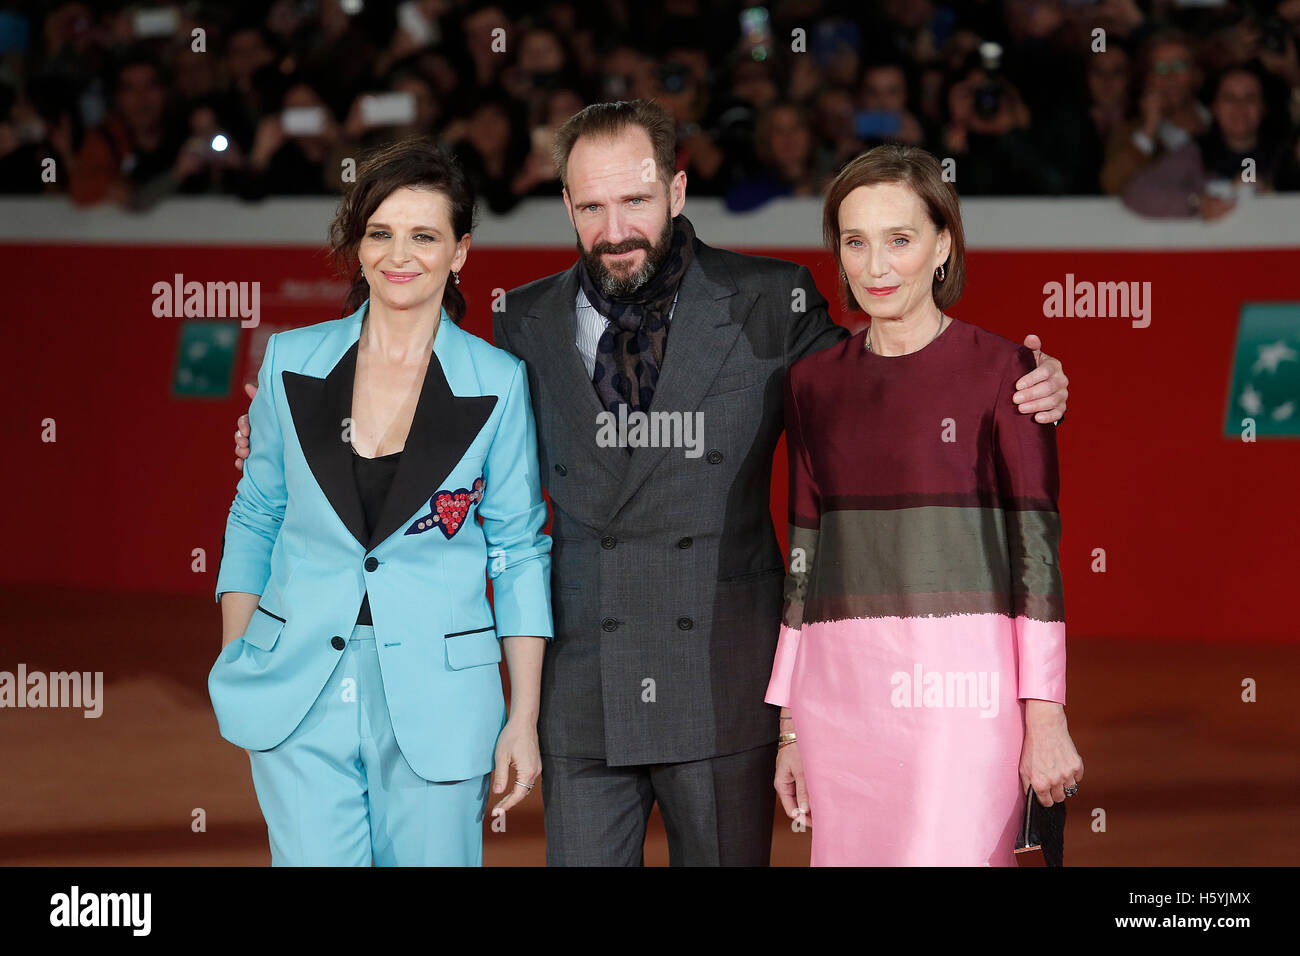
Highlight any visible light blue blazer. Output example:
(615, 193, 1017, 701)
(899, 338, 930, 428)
(209, 300, 552, 782)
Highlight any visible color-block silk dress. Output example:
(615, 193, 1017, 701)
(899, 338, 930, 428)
(765, 318, 1067, 866)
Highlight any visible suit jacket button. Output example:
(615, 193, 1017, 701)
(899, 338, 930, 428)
(677, 617, 694, 631)
(601, 617, 618, 632)
(601, 536, 616, 549)
(677, 536, 693, 549)
(364, 556, 379, 572)
(706, 449, 723, 464)
(555, 463, 567, 476)
(331, 636, 346, 650)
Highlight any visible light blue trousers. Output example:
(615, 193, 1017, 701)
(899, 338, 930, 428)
(247, 624, 489, 866)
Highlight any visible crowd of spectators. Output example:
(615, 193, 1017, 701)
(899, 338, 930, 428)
(2, 0, 1299, 219)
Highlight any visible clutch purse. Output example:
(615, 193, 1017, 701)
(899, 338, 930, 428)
(1013, 785, 1065, 866)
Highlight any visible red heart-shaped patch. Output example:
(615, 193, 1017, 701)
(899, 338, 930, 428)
(434, 492, 471, 536)
(404, 477, 485, 539)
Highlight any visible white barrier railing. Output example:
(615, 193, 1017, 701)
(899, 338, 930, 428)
(1, 194, 1298, 249)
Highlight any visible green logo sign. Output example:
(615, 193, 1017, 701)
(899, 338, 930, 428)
(172, 320, 238, 398)
(1224, 303, 1300, 438)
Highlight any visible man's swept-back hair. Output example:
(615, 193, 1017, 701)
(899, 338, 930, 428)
(552, 99, 677, 194)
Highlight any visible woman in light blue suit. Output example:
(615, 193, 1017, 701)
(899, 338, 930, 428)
(210, 138, 552, 866)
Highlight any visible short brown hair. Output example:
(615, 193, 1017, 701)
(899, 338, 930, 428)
(822, 144, 966, 312)
(551, 99, 677, 194)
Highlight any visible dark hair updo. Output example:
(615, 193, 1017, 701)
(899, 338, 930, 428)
(328, 136, 478, 322)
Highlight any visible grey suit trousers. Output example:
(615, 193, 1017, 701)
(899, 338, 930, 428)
(540, 742, 779, 866)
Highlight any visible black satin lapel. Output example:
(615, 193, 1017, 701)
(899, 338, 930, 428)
(282, 342, 369, 549)
(368, 351, 497, 549)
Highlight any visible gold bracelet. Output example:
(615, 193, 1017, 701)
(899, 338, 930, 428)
(778, 732, 797, 746)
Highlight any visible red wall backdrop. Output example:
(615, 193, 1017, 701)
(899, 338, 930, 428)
(3, 242, 1296, 642)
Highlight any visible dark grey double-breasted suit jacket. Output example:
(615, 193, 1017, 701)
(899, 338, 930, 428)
(493, 236, 848, 768)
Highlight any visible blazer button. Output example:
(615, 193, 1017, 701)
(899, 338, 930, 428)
(601, 536, 616, 550)
(364, 556, 379, 572)
(555, 463, 567, 476)
(677, 536, 693, 549)
(601, 617, 618, 632)
(677, 617, 694, 631)
(331, 636, 346, 650)
(706, 449, 723, 464)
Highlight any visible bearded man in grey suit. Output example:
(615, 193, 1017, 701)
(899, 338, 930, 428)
(235, 100, 1069, 865)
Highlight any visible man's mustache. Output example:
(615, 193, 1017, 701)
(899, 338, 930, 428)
(591, 239, 652, 256)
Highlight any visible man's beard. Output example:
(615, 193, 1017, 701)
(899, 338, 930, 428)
(578, 215, 674, 299)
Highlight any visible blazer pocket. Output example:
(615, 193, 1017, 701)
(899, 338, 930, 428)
(717, 566, 786, 584)
(707, 369, 764, 396)
(242, 606, 285, 651)
(444, 625, 502, 669)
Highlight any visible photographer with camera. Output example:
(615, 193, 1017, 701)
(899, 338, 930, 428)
(939, 42, 1057, 194)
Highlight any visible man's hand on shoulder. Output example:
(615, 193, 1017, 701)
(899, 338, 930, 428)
(234, 382, 255, 470)
(1015, 334, 1068, 424)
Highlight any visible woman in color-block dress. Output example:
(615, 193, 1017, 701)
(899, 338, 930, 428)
(766, 145, 1085, 865)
